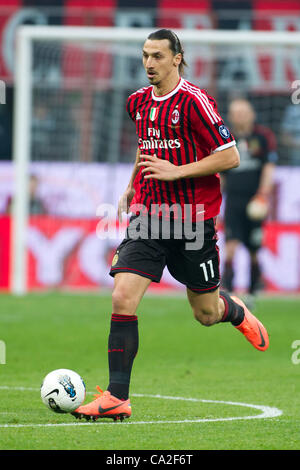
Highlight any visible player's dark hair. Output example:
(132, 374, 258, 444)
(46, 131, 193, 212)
(147, 29, 187, 75)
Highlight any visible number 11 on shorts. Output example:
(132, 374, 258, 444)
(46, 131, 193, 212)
(200, 260, 215, 281)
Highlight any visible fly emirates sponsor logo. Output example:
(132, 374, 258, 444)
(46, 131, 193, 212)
(139, 128, 181, 150)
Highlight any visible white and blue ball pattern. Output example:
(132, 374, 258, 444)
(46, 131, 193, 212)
(41, 369, 86, 413)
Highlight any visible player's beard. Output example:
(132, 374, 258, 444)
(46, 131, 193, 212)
(147, 70, 160, 85)
(149, 77, 160, 86)
(150, 77, 165, 94)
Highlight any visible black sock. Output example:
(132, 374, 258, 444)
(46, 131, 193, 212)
(222, 260, 234, 292)
(107, 313, 138, 401)
(219, 290, 245, 326)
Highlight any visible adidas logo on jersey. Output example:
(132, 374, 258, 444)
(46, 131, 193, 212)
(136, 112, 142, 120)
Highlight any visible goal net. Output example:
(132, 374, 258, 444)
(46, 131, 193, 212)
(11, 26, 300, 294)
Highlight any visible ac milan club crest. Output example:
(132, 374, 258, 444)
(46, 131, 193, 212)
(171, 108, 180, 124)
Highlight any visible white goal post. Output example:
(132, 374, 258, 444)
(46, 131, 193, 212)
(12, 26, 300, 295)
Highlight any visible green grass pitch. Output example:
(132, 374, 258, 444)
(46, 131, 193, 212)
(0, 292, 299, 450)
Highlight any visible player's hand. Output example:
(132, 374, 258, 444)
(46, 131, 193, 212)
(246, 193, 269, 221)
(138, 154, 181, 181)
(118, 186, 136, 221)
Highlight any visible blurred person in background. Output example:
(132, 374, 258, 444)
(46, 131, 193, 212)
(6, 173, 46, 215)
(221, 98, 277, 299)
(28, 174, 47, 215)
(280, 102, 300, 166)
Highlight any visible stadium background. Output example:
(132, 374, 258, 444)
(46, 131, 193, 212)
(0, 0, 300, 293)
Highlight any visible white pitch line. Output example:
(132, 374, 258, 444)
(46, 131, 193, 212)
(0, 386, 282, 428)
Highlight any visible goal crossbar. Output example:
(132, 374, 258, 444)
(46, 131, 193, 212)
(16, 25, 300, 45)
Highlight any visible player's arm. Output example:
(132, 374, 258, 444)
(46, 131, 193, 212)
(175, 94, 240, 178)
(138, 145, 240, 181)
(254, 127, 277, 200)
(117, 147, 140, 220)
(177, 145, 240, 178)
(256, 162, 275, 197)
(245, 162, 275, 219)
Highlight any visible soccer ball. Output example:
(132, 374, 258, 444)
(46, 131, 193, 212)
(41, 369, 86, 413)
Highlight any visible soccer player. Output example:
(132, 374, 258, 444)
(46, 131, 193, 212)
(222, 98, 277, 296)
(73, 29, 269, 422)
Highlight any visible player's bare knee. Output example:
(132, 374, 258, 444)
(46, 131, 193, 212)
(197, 314, 216, 327)
(111, 286, 135, 314)
(193, 307, 218, 327)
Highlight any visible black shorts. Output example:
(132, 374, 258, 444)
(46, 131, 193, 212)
(224, 196, 264, 251)
(109, 215, 220, 293)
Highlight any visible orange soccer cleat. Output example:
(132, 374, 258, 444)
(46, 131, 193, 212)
(72, 386, 131, 422)
(231, 296, 269, 351)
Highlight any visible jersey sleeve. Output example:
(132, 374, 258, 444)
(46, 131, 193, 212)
(126, 94, 136, 122)
(190, 91, 236, 154)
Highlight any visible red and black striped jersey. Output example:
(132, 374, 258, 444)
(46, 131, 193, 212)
(126, 77, 236, 221)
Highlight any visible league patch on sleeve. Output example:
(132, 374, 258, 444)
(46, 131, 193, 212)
(218, 125, 230, 139)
